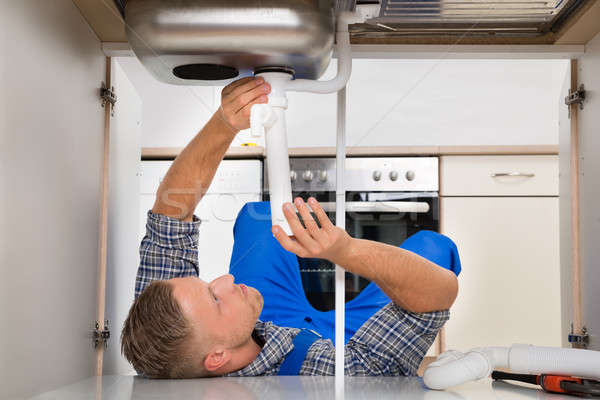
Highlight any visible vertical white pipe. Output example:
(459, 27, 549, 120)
(335, 86, 347, 399)
(255, 72, 294, 235)
(264, 106, 293, 234)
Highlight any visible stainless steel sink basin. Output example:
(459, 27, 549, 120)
(125, 0, 335, 85)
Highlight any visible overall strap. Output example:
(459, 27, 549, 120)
(277, 329, 321, 376)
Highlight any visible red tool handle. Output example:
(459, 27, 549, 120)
(539, 375, 583, 394)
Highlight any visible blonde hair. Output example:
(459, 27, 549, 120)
(121, 280, 208, 378)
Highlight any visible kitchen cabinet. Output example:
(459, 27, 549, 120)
(4, 0, 599, 398)
(440, 155, 561, 351)
(1, 2, 108, 397)
(104, 60, 143, 375)
(440, 155, 559, 196)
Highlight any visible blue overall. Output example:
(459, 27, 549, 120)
(277, 329, 322, 375)
(229, 202, 461, 373)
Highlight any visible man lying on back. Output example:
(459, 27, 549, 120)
(121, 77, 458, 378)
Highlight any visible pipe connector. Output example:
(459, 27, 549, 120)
(250, 72, 290, 137)
(250, 104, 277, 138)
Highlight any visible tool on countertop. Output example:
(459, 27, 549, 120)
(492, 370, 600, 397)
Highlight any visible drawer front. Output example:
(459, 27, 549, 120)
(440, 155, 558, 196)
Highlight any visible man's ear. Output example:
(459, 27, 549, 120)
(204, 349, 231, 372)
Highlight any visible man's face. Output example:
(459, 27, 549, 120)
(170, 275, 263, 352)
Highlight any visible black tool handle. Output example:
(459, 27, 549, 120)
(492, 371, 539, 385)
(562, 380, 600, 397)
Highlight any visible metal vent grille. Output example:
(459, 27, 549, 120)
(378, 0, 567, 23)
(365, 0, 579, 35)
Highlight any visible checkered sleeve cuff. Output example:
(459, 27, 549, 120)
(145, 210, 201, 249)
(390, 303, 450, 335)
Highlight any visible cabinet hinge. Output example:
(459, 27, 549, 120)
(568, 324, 589, 348)
(100, 82, 117, 116)
(93, 320, 111, 349)
(564, 84, 585, 119)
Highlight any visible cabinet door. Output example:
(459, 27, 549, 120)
(104, 59, 142, 375)
(441, 197, 561, 351)
(577, 36, 600, 351)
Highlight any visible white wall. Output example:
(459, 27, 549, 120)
(0, 1, 105, 398)
(119, 57, 567, 149)
(116, 58, 219, 148)
(344, 59, 568, 147)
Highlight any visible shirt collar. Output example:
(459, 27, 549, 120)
(226, 321, 298, 376)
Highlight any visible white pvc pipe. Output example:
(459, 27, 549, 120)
(509, 344, 600, 377)
(335, 86, 347, 399)
(252, 72, 293, 235)
(249, 18, 354, 393)
(423, 344, 600, 390)
(285, 13, 353, 94)
(250, 13, 354, 234)
(423, 348, 508, 390)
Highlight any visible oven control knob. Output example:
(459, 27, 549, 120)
(290, 170, 297, 182)
(318, 170, 328, 182)
(405, 170, 416, 181)
(302, 170, 314, 182)
(389, 170, 399, 181)
(372, 170, 382, 181)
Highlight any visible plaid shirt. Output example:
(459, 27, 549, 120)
(136, 211, 450, 376)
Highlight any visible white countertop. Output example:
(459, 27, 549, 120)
(31, 375, 574, 400)
(141, 145, 559, 160)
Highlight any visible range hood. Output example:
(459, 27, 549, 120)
(124, 0, 337, 86)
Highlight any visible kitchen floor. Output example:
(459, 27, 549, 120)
(31, 374, 574, 399)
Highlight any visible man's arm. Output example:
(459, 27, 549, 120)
(152, 77, 271, 221)
(134, 77, 271, 297)
(272, 197, 458, 313)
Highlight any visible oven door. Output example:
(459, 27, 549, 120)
(297, 192, 439, 311)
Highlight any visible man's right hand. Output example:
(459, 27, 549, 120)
(218, 77, 271, 132)
(272, 197, 353, 266)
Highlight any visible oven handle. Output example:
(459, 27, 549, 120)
(316, 201, 430, 213)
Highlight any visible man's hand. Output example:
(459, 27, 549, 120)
(152, 77, 270, 221)
(273, 197, 458, 313)
(272, 197, 352, 266)
(218, 77, 271, 132)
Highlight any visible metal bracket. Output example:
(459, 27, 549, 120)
(568, 324, 589, 348)
(100, 82, 117, 116)
(565, 84, 585, 118)
(93, 320, 111, 349)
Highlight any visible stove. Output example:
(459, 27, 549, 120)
(264, 157, 439, 311)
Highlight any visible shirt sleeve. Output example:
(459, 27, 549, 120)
(135, 210, 201, 298)
(344, 303, 449, 376)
